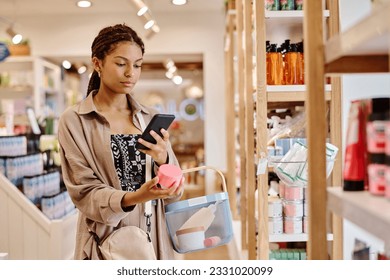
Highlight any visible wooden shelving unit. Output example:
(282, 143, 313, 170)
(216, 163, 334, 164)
(324, 4, 390, 74)
(225, 0, 342, 260)
(321, 2, 390, 256)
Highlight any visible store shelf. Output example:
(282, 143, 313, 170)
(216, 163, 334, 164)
(0, 173, 77, 259)
(265, 10, 330, 19)
(327, 187, 390, 248)
(227, 9, 330, 21)
(324, 4, 390, 73)
(0, 87, 33, 98)
(269, 233, 333, 243)
(266, 85, 332, 102)
(0, 56, 63, 118)
(225, 1, 341, 260)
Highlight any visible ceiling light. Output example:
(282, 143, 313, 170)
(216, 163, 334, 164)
(151, 24, 160, 33)
(77, 65, 87, 74)
(186, 85, 203, 99)
(6, 26, 22, 44)
(167, 65, 177, 73)
(165, 71, 174, 79)
(172, 0, 188, 5)
(132, 0, 149, 16)
(164, 59, 175, 69)
(172, 75, 183, 85)
(144, 19, 155, 30)
(62, 60, 72, 69)
(77, 1, 92, 8)
(137, 6, 148, 16)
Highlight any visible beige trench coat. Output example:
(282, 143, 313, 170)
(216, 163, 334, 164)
(58, 91, 181, 260)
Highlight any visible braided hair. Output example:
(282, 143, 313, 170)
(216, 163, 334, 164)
(87, 24, 145, 96)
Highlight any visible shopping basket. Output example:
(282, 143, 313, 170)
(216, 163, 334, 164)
(164, 166, 233, 254)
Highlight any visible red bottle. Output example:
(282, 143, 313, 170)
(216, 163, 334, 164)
(343, 100, 369, 191)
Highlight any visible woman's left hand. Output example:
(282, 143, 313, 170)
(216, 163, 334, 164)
(137, 128, 170, 165)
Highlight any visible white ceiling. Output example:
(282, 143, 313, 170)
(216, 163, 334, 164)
(1, 0, 225, 17)
(1, 0, 222, 77)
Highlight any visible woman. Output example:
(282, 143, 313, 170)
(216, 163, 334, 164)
(58, 24, 183, 260)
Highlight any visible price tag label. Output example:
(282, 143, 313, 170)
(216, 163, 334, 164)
(256, 157, 268, 175)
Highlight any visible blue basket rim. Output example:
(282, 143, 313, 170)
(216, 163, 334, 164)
(165, 192, 229, 213)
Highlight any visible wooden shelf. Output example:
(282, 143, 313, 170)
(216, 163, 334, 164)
(269, 233, 333, 243)
(266, 85, 332, 102)
(325, 4, 390, 73)
(327, 187, 390, 248)
(265, 10, 330, 20)
(226, 10, 330, 21)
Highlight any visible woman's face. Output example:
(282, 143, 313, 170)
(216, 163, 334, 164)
(98, 41, 143, 95)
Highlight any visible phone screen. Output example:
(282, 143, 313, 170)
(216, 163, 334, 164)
(136, 114, 175, 150)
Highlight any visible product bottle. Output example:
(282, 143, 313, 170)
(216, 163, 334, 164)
(267, 44, 284, 85)
(277, 46, 286, 85)
(266, 41, 271, 85)
(179, 202, 219, 231)
(385, 112, 390, 199)
(285, 43, 299, 85)
(280, 39, 290, 83)
(265, 0, 280, 11)
(280, 0, 295, 10)
(294, 0, 303, 10)
(366, 97, 390, 195)
(343, 100, 369, 191)
(297, 41, 304, 85)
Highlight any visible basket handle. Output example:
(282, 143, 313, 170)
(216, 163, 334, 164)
(181, 166, 227, 193)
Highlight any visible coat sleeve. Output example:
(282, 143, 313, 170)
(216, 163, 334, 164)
(58, 109, 129, 227)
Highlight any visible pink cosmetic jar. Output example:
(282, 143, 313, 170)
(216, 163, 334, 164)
(157, 164, 183, 189)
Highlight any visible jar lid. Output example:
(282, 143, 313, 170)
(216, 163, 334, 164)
(369, 153, 386, 164)
(284, 216, 303, 221)
(369, 98, 390, 120)
(283, 199, 304, 204)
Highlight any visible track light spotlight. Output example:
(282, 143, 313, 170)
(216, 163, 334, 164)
(6, 26, 23, 45)
(6, 26, 23, 44)
(132, 0, 149, 16)
(144, 19, 155, 30)
(0, 17, 24, 44)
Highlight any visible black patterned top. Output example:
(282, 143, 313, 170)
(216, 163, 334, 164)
(111, 134, 146, 192)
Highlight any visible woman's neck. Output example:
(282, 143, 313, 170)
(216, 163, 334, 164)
(94, 91, 130, 113)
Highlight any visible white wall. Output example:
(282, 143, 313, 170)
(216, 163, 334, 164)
(7, 8, 227, 188)
(339, 0, 389, 259)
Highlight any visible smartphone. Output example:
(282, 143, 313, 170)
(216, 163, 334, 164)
(136, 114, 175, 150)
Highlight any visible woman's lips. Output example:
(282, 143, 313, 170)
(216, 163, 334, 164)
(121, 81, 134, 87)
